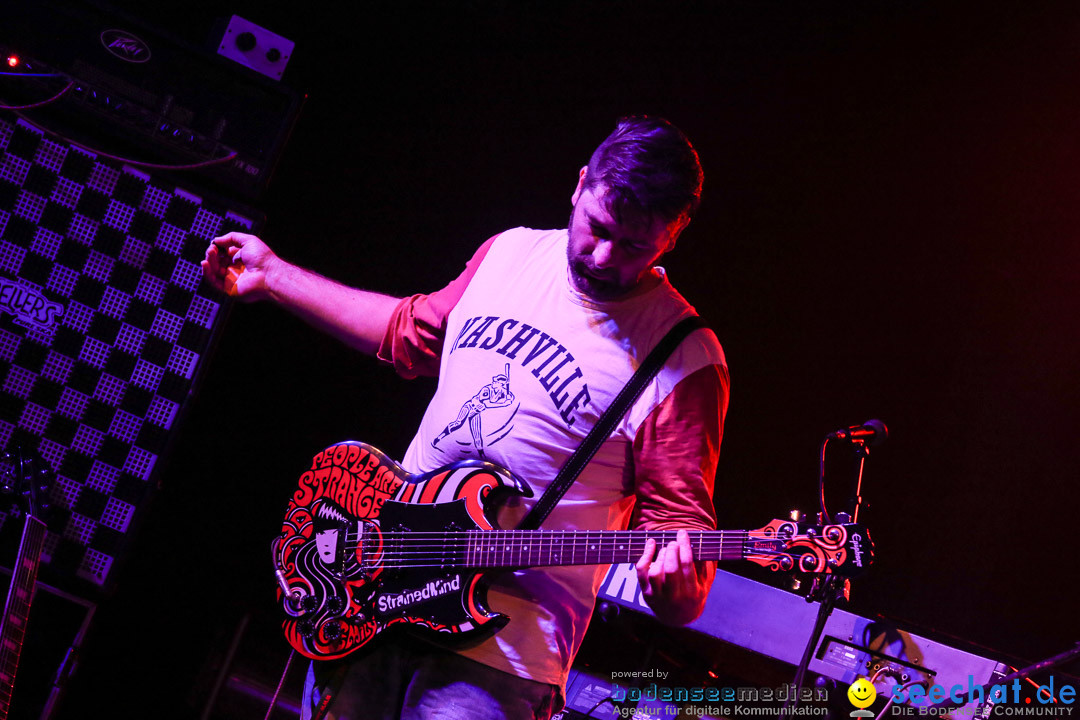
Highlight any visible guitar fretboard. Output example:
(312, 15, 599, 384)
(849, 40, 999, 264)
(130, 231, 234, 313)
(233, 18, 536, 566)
(463, 529, 754, 568)
(367, 523, 854, 575)
(0, 515, 47, 718)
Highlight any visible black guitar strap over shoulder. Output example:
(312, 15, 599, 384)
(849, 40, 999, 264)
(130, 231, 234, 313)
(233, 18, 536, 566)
(516, 315, 709, 531)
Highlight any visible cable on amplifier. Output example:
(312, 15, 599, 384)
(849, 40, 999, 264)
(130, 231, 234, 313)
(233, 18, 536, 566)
(10, 112, 240, 171)
(0, 80, 75, 110)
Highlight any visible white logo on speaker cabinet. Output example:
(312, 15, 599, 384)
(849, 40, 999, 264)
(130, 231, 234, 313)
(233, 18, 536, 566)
(0, 278, 64, 331)
(100, 30, 152, 63)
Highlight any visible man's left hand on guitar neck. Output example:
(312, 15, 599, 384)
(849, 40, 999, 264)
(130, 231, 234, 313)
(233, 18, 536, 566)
(635, 528, 716, 627)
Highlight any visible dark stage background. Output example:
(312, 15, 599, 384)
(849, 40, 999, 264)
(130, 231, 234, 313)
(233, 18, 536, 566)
(12, 1, 1077, 717)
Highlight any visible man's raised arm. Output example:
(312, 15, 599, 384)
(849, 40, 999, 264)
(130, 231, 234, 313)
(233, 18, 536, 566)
(201, 232, 401, 355)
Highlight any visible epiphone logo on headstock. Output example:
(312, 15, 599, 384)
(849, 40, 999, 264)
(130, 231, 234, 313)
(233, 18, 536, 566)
(100, 29, 152, 64)
(376, 576, 461, 613)
(0, 278, 64, 331)
(850, 533, 866, 567)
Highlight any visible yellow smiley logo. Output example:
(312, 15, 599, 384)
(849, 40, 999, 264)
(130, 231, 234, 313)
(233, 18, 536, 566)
(847, 677, 877, 709)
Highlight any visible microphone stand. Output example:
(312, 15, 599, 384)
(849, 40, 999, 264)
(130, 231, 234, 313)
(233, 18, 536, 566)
(780, 435, 874, 720)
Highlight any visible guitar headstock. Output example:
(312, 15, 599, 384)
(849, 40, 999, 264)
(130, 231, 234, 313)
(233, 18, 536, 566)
(745, 518, 873, 577)
(0, 446, 53, 521)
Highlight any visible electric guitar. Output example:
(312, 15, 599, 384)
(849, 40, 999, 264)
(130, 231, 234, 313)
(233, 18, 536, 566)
(272, 441, 874, 661)
(0, 447, 51, 720)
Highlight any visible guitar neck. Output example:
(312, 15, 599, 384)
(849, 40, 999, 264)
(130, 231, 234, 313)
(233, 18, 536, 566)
(0, 514, 47, 717)
(462, 529, 750, 569)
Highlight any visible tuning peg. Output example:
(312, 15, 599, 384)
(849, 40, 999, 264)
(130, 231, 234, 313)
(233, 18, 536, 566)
(834, 512, 851, 523)
(789, 509, 803, 522)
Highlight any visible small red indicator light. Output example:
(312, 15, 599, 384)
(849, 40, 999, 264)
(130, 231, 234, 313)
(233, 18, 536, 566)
(6, 55, 19, 68)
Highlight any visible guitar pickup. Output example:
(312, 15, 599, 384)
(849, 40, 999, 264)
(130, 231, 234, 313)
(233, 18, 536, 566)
(356, 520, 376, 579)
(355, 519, 391, 582)
(333, 519, 349, 580)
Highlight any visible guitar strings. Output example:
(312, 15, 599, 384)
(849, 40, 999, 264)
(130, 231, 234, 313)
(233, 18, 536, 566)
(340, 534, 803, 554)
(341, 536, 799, 552)
(301, 550, 808, 571)
(295, 529, 844, 569)
(323, 537, 811, 570)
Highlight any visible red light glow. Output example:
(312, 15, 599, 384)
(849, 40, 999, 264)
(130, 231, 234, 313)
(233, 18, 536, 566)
(6, 55, 18, 69)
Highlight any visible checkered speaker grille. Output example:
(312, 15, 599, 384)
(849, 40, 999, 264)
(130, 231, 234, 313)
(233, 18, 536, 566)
(0, 113, 254, 590)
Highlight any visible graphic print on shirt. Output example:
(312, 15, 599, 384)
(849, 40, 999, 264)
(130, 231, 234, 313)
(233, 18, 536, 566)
(447, 315, 593, 431)
(431, 363, 518, 459)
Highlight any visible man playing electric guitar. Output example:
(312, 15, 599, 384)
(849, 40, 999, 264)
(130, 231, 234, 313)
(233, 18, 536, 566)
(202, 116, 729, 720)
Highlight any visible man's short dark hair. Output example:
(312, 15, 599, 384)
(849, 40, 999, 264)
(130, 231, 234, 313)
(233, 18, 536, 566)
(584, 115, 703, 225)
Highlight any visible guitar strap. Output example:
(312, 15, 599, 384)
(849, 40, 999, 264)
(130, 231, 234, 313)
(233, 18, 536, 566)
(517, 314, 709, 531)
(310, 661, 349, 720)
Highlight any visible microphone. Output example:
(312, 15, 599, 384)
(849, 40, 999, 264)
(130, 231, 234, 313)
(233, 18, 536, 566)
(828, 419, 888, 446)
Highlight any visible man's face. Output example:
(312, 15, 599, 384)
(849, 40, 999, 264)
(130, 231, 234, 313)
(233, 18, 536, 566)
(566, 170, 687, 302)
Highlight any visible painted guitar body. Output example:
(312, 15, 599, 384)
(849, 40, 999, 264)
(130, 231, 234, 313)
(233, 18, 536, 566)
(273, 441, 531, 661)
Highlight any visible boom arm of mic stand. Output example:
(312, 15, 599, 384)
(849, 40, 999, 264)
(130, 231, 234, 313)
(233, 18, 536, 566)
(786, 434, 870, 719)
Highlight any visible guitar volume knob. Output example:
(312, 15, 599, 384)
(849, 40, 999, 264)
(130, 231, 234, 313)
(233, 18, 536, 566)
(322, 621, 342, 641)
